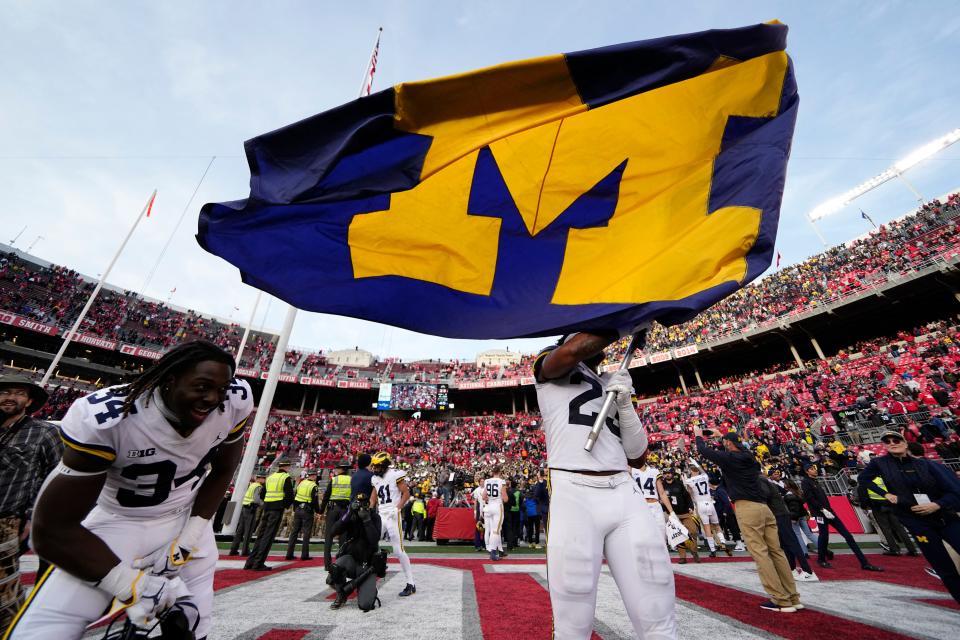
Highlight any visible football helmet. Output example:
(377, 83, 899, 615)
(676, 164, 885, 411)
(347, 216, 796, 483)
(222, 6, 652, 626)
(370, 452, 392, 469)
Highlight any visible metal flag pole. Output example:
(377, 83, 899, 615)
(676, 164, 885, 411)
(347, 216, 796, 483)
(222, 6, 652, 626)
(234, 290, 263, 367)
(225, 29, 385, 534)
(41, 190, 157, 386)
(584, 332, 644, 452)
(139, 156, 216, 296)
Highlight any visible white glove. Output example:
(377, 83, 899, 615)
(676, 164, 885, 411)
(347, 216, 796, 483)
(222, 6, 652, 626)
(133, 516, 209, 577)
(97, 563, 186, 628)
(606, 370, 635, 407)
(821, 509, 835, 520)
(607, 370, 647, 459)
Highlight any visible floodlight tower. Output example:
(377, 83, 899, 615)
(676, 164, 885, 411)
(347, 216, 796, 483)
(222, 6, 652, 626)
(806, 128, 960, 246)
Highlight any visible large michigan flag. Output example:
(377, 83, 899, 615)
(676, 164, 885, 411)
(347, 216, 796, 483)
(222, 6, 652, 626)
(198, 22, 798, 339)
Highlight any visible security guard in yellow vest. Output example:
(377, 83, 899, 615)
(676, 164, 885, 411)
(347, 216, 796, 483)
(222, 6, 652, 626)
(245, 458, 294, 571)
(287, 469, 321, 560)
(321, 459, 353, 567)
(862, 475, 919, 556)
(229, 472, 265, 556)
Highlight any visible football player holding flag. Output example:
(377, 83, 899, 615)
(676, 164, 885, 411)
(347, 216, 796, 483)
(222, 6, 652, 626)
(4, 341, 252, 640)
(534, 330, 676, 640)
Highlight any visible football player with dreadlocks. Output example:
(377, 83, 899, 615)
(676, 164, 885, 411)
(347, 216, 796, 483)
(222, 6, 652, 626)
(369, 452, 416, 597)
(5, 341, 252, 640)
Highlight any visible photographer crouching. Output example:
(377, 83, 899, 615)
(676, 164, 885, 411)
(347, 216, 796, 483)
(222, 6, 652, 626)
(324, 492, 387, 611)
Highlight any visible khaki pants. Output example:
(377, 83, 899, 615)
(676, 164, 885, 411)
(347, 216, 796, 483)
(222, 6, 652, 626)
(0, 516, 24, 632)
(676, 512, 700, 559)
(735, 500, 799, 608)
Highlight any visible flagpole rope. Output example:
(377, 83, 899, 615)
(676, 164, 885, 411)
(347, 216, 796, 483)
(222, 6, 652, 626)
(139, 156, 216, 296)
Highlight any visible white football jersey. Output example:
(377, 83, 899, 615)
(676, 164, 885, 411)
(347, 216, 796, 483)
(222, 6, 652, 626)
(631, 465, 660, 500)
(483, 477, 506, 510)
(59, 379, 253, 519)
(684, 472, 712, 502)
(371, 468, 407, 513)
(534, 348, 628, 472)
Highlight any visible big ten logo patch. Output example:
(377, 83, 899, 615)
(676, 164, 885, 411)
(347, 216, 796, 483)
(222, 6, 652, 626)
(126, 447, 156, 458)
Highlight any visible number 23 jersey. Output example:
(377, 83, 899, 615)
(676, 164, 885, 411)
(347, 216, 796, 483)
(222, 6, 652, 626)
(534, 347, 627, 472)
(59, 380, 253, 519)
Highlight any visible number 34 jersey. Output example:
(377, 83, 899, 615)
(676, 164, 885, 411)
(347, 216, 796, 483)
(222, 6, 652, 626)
(534, 347, 628, 473)
(59, 380, 253, 519)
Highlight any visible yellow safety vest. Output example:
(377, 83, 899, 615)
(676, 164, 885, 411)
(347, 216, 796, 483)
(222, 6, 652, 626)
(264, 472, 290, 503)
(295, 479, 317, 503)
(412, 499, 426, 516)
(242, 482, 261, 506)
(866, 476, 889, 502)
(331, 474, 351, 501)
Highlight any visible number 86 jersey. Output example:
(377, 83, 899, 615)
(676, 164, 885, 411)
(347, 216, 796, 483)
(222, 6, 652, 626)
(533, 346, 628, 473)
(59, 380, 253, 519)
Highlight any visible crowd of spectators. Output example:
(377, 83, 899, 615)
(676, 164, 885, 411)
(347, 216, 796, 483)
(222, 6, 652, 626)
(215, 319, 959, 494)
(3, 194, 956, 385)
(604, 192, 960, 363)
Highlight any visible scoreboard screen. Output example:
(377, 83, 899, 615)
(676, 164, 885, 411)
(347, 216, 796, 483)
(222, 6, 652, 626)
(377, 383, 449, 411)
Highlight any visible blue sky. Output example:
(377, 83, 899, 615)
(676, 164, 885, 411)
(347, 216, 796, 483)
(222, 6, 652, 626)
(1, 1, 957, 360)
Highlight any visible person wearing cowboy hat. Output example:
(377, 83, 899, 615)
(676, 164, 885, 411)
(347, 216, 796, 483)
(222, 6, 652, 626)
(0, 374, 62, 631)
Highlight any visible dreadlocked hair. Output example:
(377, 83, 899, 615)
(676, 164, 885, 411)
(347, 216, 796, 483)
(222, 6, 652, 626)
(120, 340, 236, 417)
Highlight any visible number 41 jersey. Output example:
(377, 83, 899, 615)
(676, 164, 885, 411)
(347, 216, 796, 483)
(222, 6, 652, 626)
(371, 468, 407, 514)
(59, 380, 253, 519)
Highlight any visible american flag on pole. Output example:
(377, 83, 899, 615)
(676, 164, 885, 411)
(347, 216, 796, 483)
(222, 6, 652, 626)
(360, 28, 383, 97)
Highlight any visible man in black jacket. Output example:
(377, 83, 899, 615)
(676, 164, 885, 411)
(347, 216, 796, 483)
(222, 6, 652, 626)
(325, 493, 385, 611)
(801, 464, 881, 572)
(858, 430, 960, 604)
(695, 431, 800, 613)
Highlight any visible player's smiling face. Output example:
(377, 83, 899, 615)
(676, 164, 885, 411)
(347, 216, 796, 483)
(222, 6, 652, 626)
(163, 360, 234, 429)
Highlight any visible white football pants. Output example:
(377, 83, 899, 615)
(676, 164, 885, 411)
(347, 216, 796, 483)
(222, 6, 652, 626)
(547, 470, 677, 640)
(7, 506, 216, 639)
(483, 505, 504, 552)
(379, 509, 414, 585)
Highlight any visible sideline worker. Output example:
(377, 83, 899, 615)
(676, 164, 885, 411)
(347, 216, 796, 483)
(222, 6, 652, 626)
(695, 429, 801, 613)
(229, 472, 264, 557)
(0, 375, 61, 631)
(858, 467, 920, 557)
(287, 469, 321, 560)
(244, 458, 294, 571)
(321, 459, 354, 566)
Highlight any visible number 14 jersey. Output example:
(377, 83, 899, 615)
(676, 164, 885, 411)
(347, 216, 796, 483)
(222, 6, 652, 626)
(59, 381, 253, 519)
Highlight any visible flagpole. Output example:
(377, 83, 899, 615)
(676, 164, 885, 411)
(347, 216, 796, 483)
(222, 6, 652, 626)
(226, 29, 384, 534)
(584, 332, 644, 452)
(234, 290, 263, 367)
(40, 190, 157, 387)
(357, 27, 382, 97)
(139, 156, 216, 296)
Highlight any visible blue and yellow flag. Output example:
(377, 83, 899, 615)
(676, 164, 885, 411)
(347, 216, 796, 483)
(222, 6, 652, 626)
(198, 22, 798, 339)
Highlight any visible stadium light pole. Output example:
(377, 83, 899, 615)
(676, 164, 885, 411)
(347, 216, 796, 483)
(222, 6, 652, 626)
(40, 191, 157, 386)
(225, 30, 384, 534)
(806, 216, 828, 248)
(8, 225, 26, 246)
(807, 128, 960, 225)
